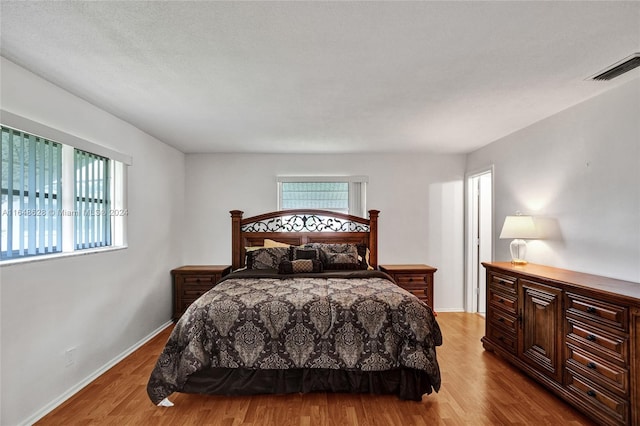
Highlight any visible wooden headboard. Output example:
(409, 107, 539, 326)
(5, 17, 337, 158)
(230, 209, 379, 271)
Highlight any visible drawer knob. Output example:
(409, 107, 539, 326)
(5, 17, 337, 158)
(586, 334, 597, 342)
(587, 390, 597, 398)
(586, 306, 597, 314)
(586, 362, 597, 369)
(498, 298, 505, 303)
(498, 317, 505, 323)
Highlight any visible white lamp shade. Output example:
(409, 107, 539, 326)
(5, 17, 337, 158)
(499, 215, 537, 239)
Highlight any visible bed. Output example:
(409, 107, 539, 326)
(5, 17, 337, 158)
(147, 209, 442, 405)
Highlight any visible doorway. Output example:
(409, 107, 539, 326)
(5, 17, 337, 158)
(466, 168, 493, 314)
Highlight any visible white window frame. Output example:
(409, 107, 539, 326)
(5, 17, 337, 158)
(1, 110, 130, 265)
(276, 175, 368, 217)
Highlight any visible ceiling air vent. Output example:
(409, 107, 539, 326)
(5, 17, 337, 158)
(588, 53, 640, 81)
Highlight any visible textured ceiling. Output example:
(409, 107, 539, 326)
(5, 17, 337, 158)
(1, 1, 639, 154)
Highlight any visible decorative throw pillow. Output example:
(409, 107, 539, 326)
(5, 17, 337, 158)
(278, 259, 323, 274)
(246, 247, 290, 270)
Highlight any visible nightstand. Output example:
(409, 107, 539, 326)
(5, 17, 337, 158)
(171, 265, 232, 320)
(379, 264, 437, 310)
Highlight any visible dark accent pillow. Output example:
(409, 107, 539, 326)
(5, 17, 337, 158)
(278, 259, 324, 274)
(291, 247, 320, 261)
(246, 247, 290, 270)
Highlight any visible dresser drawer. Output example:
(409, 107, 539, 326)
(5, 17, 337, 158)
(567, 318, 628, 365)
(489, 272, 517, 294)
(487, 324, 517, 355)
(566, 343, 629, 396)
(567, 292, 628, 332)
(566, 370, 629, 425)
(488, 288, 517, 315)
(488, 308, 518, 333)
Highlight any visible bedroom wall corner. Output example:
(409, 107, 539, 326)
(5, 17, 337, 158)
(466, 77, 640, 283)
(0, 57, 186, 425)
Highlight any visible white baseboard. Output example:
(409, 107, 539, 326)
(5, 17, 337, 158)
(21, 320, 173, 426)
(433, 308, 466, 313)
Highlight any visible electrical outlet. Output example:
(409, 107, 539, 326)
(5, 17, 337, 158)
(65, 348, 76, 367)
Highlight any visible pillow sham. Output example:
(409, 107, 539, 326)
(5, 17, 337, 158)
(246, 247, 290, 270)
(278, 259, 324, 274)
(305, 243, 360, 270)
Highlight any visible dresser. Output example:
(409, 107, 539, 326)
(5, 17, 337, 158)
(482, 262, 640, 426)
(172, 265, 231, 321)
(378, 264, 437, 310)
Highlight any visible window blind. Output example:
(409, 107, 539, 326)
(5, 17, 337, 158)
(1, 126, 62, 259)
(74, 149, 111, 249)
(281, 182, 349, 213)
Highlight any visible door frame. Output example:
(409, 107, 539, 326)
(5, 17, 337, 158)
(465, 166, 494, 313)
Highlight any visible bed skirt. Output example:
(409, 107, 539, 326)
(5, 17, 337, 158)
(181, 367, 433, 401)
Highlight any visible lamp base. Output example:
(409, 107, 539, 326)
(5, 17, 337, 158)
(509, 239, 528, 265)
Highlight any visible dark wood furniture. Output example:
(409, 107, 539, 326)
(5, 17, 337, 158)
(172, 265, 231, 321)
(230, 209, 379, 270)
(378, 264, 437, 310)
(482, 262, 640, 426)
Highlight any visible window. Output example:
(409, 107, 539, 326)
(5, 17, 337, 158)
(277, 176, 368, 217)
(1, 113, 129, 263)
(1, 127, 63, 259)
(74, 149, 111, 249)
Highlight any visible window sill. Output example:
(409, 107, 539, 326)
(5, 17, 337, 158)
(0, 246, 128, 268)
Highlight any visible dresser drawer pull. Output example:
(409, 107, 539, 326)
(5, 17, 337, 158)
(586, 334, 597, 342)
(586, 390, 597, 397)
(498, 298, 504, 303)
(498, 317, 505, 323)
(586, 306, 597, 314)
(586, 362, 597, 369)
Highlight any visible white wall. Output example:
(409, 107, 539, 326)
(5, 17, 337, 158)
(0, 58, 185, 425)
(467, 77, 640, 283)
(183, 153, 466, 312)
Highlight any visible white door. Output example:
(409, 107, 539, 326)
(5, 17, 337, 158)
(466, 169, 493, 314)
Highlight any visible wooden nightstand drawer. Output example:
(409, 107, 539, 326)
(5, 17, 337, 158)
(378, 264, 437, 310)
(182, 274, 216, 285)
(172, 265, 231, 321)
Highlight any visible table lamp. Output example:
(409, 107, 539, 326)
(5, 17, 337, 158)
(499, 214, 537, 265)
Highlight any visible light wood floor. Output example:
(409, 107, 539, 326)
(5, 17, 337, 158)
(37, 313, 595, 425)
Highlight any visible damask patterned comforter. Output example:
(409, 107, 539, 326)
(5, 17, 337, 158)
(147, 270, 442, 404)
